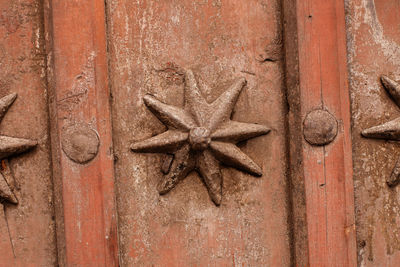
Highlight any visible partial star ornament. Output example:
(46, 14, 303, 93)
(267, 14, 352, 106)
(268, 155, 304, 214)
(131, 70, 270, 205)
(0, 93, 37, 205)
(362, 75, 400, 187)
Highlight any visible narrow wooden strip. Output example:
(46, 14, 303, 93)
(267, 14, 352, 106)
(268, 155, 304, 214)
(282, 0, 309, 265)
(295, 0, 357, 266)
(45, 0, 118, 265)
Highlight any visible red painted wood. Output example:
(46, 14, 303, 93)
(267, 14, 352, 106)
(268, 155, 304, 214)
(106, 1, 290, 266)
(0, 207, 14, 262)
(46, 0, 118, 265)
(0, 0, 58, 265)
(296, 0, 357, 266)
(346, 0, 400, 265)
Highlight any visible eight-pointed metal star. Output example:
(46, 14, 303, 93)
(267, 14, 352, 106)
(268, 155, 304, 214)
(131, 70, 270, 205)
(362, 75, 400, 187)
(0, 93, 37, 205)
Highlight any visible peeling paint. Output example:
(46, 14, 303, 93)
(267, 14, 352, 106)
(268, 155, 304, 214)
(0, 0, 57, 265)
(346, 0, 400, 265)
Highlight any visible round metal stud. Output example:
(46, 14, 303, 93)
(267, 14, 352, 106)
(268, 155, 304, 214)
(61, 123, 100, 164)
(303, 109, 338, 146)
(189, 127, 211, 151)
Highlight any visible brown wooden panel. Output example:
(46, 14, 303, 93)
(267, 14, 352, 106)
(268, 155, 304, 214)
(107, 0, 291, 266)
(45, 0, 118, 265)
(0, 0, 57, 265)
(346, 0, 400, 265)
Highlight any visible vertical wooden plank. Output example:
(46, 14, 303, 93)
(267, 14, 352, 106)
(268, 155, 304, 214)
(346, 0, 400, 265)
(45, 0, 118, 266)
(107, 0, 291, 266)
(0, 0, 58, 265)
(293, 0, 357, 265)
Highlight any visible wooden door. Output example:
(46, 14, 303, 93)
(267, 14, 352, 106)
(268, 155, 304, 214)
(4, 0, 400, 266)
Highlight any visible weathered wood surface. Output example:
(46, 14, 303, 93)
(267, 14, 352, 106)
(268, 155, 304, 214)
(347, 0, 400, 265)
(294, 0, 357, 265)
(2, 0, 390, 266)
(45, 0, 118, 265)
(0, 0, 57, 265)
(107, 0, 291, 266)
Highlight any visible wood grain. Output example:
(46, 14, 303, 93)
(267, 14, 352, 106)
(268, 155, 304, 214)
(295, 0, 357, 265)
(45, 0, 118, 265)
(106, 0, 291, 266)
(0, 0, 57, 265)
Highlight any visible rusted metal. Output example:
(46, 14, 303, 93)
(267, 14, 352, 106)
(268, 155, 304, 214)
(303, 109, 338, 146)
(362, 75, 400, 187)
(0, 93, 37, 205)
(107, 1, 290, 264)
(388, 158, 400, 188)
(0, 0, 57, 264)
(131, 70, 270, 205)
(0, 92, 38, 261)
(4, 0, 395, 265)
(362, 76, 400, 141)
(61, 122, 100, 164)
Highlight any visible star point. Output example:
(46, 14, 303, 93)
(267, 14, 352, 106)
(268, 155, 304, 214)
(362, 75, 400, 187)
(0, 92, 17, 122)
(0, 93, 37, 205)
